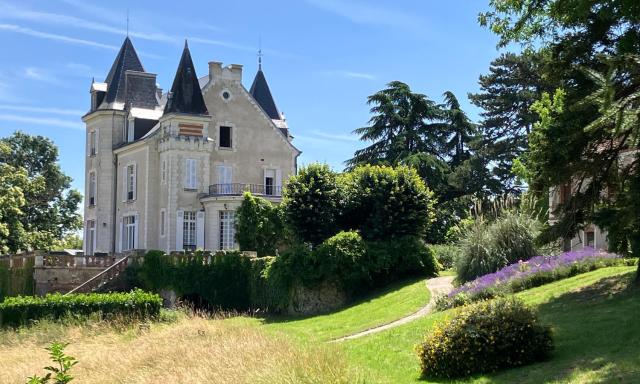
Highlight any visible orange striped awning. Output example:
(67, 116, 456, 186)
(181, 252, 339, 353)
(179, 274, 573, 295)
(179, 123, 203, 137)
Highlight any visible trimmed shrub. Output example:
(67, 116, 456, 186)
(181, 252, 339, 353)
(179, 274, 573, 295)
(315, 231, 368, 289)
(428, 244, 460, 270)
(0, 289, 161, 327)
(417, 297, 553, 379)
(456, 211, 540, 282)
(236, 192, 284, 256)
(283, 163, 343, 246)
(365, 236, 439, 286)
(342, 165, 434, 240)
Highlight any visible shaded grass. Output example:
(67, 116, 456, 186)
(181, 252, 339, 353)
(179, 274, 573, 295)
(340, 266, 638, 383)
(242, 277, 430, 342)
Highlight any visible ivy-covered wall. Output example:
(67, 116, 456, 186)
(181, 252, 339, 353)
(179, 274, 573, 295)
(0, 257, 35, 301)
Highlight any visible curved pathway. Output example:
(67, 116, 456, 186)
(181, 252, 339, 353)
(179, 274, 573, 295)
(332, 275, 454, 342)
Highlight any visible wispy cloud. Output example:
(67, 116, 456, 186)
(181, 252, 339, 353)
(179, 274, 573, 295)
(322, 70, 376, 80)
(0, 23, 118, 50)
(23, 66, 64, 85)
(0, 2, 177, 43)
(65, 62, 94, 77)
(0, 114, 83, 130)
(305, 0, 426, 35)
(311, 130, 359, 142)
(0, 104, 84, 116)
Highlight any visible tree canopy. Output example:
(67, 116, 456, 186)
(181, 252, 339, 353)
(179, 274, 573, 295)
(0, 132, 81, 252)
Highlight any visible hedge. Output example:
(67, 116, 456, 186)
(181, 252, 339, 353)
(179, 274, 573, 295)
(0, 289, 161, 327)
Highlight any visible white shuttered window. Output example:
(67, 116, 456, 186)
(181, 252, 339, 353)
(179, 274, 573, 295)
(185, 159, 197, 189)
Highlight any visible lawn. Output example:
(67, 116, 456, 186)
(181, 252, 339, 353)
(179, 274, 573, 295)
(2, 267, 637, 383)
(340, 265, 639, 383)
(235, 277, 430, 342)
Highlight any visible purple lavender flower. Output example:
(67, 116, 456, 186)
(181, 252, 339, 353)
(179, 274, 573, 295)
(449, 247, 619, 297)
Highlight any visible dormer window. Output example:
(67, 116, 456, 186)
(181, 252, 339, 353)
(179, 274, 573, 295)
(220, 126, 232, 148)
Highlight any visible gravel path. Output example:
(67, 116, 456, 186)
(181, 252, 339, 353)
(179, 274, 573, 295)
(331, 275, 454, 342)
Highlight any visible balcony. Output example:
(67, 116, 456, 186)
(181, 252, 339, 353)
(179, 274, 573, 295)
(206, 183, 282, 197)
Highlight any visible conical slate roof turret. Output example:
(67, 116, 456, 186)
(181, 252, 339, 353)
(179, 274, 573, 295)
(250, 62, 280, 120)
(103, 37, 145, 105)
(164, 41, 208, 115)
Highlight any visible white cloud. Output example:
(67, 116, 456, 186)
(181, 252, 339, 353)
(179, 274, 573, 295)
(23, 66, 64, 85)
(0, 114, 83, 130)
(305, 0, 426, 35)
(0, 23, 118, 50)
(0, 2, 177, 43)
(311, 130, 359, 142)
(0, 104, 84, 116)
(322, 70, 376, 80)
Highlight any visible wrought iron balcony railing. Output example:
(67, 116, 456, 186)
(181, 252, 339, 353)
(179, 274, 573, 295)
(207, 183, 282, 197)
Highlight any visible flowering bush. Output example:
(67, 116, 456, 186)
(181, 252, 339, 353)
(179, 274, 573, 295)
(437, 248, 633, 310)
(417, 297, 553, 379)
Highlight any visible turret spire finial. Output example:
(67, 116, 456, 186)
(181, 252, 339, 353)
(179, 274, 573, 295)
(126, 9, 129, 37)
(257, 37, 263, 70)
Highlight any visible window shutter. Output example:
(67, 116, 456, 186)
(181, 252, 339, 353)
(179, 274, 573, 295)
(132, 164, 137, 200)
(93, 222, 97, 253)
(117, 218, 123, 253)
(176, 209, 184, 251)
(275, 169, 282, 191)
(122, 167, 127, 202)
(184, 160, 190, 188)
(196, 211, 205, 249)
(134, 213, 139, 249)
(191, 159, 197, 189)
(216, 165, 225, 185)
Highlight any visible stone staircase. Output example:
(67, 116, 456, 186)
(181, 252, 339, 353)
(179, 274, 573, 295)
(65, 255, 131, 294)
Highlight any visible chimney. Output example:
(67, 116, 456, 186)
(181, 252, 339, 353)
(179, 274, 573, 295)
(208, 61, 223, 82)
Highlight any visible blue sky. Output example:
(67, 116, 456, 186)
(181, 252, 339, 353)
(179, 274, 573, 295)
(0, 0, 502, 193)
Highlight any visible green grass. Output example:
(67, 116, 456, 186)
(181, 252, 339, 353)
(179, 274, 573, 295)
(340, 266, 639, 383)
(233, 277, 430, 342)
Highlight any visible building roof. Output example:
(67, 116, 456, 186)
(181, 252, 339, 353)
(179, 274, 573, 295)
(103, 37, 145, 106)
(249, 68, 280, 120)
(164, 41, 209, 116)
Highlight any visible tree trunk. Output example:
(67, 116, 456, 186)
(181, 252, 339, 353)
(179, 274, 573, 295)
(635, 261, 640, 287)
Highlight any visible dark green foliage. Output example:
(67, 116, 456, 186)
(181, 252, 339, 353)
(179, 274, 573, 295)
(0, 289, 161, 327)
(417, 297, 553, 379)
(345, 82, 493, 243)
(428, 244, 460, 270)
(0, 257, 35, 301)
(137, 250, 253, 310)
(342, 165, 434, 240)
(248, 256, 290, 312)
(0, 132, 82, 252)
(235, 192, 284, 256)
(283, 163, 343, 246)
(27, 342, 78, 384)
(364, 236, 439, 286)
(314, 231, 368, 290)
(274, 233, 438, 297)
(456, 212, 540, 282)
(468, 51, 550, 194)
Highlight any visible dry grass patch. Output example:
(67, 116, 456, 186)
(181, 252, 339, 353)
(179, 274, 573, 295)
(0, 313, 363, 384)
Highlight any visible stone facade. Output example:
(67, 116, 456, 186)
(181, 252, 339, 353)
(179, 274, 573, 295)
(82, 38, 300, 255)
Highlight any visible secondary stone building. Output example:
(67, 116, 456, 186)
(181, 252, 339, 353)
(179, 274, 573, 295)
(83, 37, 300, 255)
